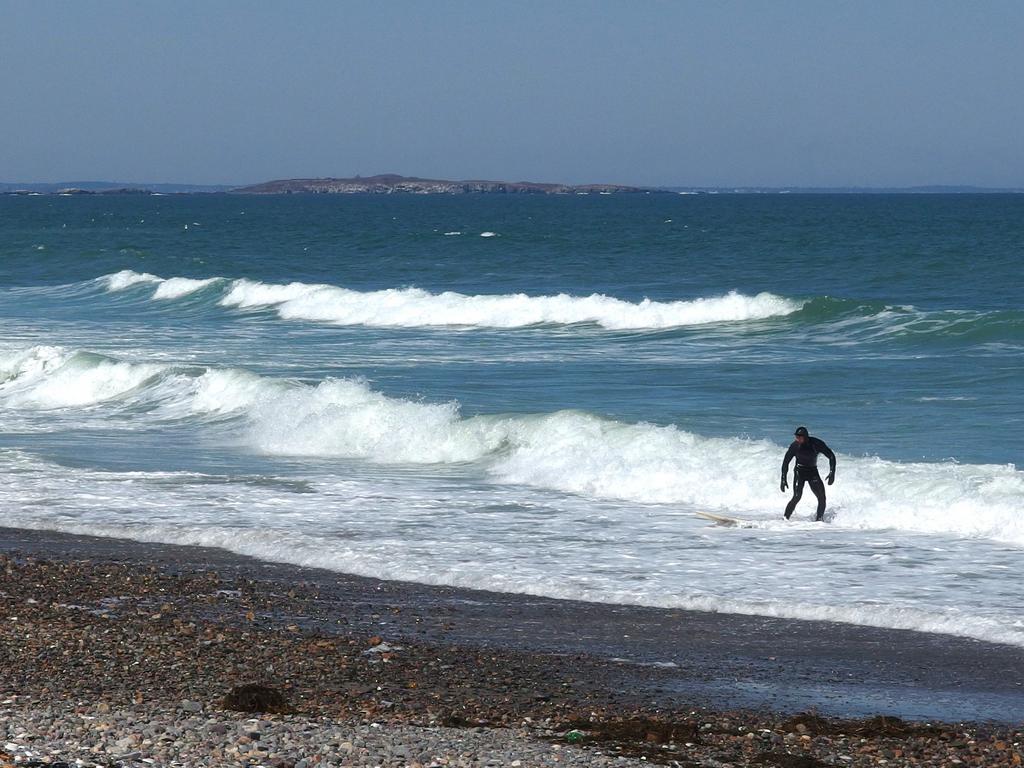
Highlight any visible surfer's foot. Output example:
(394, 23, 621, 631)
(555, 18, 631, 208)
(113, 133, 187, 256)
(815, 514, 824, 522)
(784, 512, 792, 520)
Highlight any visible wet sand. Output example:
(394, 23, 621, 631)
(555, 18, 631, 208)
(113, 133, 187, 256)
(1, 526, 1022, 766)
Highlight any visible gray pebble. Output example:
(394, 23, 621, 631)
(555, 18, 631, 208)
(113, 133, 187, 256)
(0, 700, 653, 768)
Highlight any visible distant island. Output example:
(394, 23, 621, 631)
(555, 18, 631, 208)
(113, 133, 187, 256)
(2, 177, 1022, 196)
(232, 174, 653, 195)
(0, 175, 652, 196)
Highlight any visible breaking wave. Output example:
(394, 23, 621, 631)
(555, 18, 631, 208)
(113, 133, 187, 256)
(2, 344, 1022, 547)
(41, 271, 1016, 343)
(100, 270, 801, 330)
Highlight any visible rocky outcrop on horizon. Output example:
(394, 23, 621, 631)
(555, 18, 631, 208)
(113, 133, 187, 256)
(232, 174, 653, 195)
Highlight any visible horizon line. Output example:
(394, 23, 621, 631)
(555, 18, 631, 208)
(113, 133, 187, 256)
(3, 175, 1023, 194)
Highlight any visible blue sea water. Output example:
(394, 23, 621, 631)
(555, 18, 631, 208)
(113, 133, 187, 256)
(1, 193, 1022, 645)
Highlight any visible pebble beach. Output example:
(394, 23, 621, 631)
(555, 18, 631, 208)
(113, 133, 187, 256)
(1, 530, 1022, 767)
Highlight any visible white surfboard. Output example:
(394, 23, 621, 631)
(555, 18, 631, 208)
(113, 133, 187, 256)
(694, 510, 746, 526)
(696, 510, 829, 526)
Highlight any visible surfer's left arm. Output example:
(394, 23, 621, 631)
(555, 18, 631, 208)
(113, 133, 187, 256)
(817, 438, 837, 484)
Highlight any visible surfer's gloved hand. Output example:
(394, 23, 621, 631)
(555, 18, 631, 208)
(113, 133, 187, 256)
(827, 471, 835, 485)
(780, 477, 788, 492)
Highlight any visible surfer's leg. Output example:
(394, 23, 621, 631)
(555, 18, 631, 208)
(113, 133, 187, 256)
(808, 472, 826, 521)
(784, 473, 804, 519)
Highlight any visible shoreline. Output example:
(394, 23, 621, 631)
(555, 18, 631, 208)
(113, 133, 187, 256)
(3, 526, 1023, 722)
(2, 525, 1023, 766)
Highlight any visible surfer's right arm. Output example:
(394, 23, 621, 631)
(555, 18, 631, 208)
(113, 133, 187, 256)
(780, 446, 794, 492)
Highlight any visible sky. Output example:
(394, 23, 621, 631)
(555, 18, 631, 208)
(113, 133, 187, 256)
(2, 1, 1022, 188)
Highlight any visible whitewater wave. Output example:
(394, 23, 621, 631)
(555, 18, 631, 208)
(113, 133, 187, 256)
(100, 269, 801, 330)
(2, 344, 1022, 546)
(86, 271, 1024, 342)
(153, 276, 223, 300)
(0, 346, 166, 408)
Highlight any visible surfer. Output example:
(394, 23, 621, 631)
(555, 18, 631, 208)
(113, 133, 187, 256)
(780, 426, 836, 521)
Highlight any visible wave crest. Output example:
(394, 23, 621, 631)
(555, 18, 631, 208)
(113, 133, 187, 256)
(103, 270, 803, 330)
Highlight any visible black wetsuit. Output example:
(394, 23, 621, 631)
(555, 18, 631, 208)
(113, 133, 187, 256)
(781, 437, 836, 521)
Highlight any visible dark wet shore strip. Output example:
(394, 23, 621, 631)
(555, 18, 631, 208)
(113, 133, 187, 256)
(1, 526, 1022, 767)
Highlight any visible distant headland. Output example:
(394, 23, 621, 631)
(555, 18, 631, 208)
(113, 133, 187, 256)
(232, 174, 653, 195)
(0, 182, 233, 195)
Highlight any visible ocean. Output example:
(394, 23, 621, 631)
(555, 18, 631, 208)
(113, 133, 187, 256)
(1, 193, 1021, 646)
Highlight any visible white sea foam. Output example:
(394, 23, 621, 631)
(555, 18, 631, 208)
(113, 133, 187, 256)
(101, 270, 802, 330)
(2, 345, 1022, 548)
(496, 421, 1024, 545)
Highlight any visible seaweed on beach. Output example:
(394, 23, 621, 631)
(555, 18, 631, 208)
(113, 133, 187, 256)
(553, 716, 702, 765)
(781, 711, 942, 739)
(751, 753, 828, 768)
(849, 714, 942, 737)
